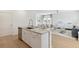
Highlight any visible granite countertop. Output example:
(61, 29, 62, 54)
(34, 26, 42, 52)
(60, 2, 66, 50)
(22, 27, 50, 34)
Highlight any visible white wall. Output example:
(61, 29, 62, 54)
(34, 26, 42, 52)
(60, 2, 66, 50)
(12, 10, 28, 34)
(0, 11, 12, 37)
(0, 10, 28, 36)
(53, 10, 79, 28)
(75, 11, 79, 26)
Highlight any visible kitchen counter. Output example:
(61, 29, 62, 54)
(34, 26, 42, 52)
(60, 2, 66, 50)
(19, 27, 74, 39)
(22, 27, 51, 34)
(21, 27, 75, 40)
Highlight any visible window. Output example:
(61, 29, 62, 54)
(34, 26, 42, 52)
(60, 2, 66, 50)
(36, 13, 53, 28)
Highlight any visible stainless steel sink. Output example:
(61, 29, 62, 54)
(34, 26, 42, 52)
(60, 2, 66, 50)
(27, 27, 34, 29)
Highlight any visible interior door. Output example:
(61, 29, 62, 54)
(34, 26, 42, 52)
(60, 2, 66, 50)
(0, 12, 12, 37)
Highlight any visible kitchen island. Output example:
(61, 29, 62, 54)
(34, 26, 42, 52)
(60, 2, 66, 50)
(19, 27, 50, 48)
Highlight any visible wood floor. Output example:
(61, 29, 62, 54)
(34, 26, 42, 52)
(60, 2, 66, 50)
(0, 35, 30, 48)
(52, 34, 79, 48)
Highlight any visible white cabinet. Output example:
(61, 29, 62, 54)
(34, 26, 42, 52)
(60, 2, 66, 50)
(22, 29, 50, 48)
(22, 30, 31, 45)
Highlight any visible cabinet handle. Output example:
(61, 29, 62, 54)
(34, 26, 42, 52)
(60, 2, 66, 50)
(32, 37, 36, 38)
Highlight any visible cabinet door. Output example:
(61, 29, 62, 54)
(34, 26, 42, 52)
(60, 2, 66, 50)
(30, 33, 41, 48)
(22, 30, 31, 46)
(31, 36, 41, 48)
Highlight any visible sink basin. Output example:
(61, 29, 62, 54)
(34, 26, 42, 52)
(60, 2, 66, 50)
(27, 27, 34, 29)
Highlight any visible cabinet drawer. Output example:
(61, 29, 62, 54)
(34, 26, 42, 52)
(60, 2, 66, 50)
(22, 30, 30, 35)
(31, 32, 41, 37)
